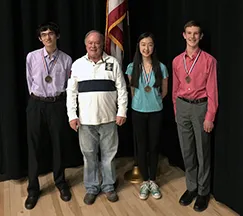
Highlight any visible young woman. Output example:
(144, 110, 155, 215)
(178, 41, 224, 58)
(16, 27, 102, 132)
(125, 32, 168, 200)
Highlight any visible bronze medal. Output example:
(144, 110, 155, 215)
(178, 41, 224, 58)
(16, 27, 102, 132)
(142, 64, 152, 93)
(144, 86, 151, 92)
(185, 75, 191, 83)
(183, 50, 202, 83)
(45, 75, 52, 83)
(42, 49, 59, 84)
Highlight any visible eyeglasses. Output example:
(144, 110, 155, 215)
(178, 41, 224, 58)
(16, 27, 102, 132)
(40, 31, 55, 38)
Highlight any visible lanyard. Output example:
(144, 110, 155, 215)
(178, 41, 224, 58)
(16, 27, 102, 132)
(142, 64, 152, 85)
(41, 49, 59, 75)
(183, 49, 201, 75)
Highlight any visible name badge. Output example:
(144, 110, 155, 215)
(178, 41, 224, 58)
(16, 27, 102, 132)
(105, 63, 113, 71)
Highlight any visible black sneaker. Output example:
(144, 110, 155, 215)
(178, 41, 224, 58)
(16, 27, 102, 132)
(83, 193, 97, 205)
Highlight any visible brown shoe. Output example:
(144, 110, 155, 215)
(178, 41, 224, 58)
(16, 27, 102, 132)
(83, 193, 97, 205)
(105, 191, 118, 202)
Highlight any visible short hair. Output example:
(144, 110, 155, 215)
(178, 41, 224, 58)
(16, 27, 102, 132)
(37, 22, 60, 38)
(184, 20, 203, 34)
(84, 30, 104, 45)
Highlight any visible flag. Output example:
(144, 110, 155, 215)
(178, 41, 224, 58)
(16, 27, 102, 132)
(105, 0, 126, 65)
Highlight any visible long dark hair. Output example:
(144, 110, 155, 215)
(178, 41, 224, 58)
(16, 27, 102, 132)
(130, 32, 162, 88)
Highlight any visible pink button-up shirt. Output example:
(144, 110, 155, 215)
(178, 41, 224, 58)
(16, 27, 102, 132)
(26, 47, 72, 97)
(172, 50, 218, 122)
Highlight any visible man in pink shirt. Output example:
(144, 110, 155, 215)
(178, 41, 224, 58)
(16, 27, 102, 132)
(172, 20, 218, 212)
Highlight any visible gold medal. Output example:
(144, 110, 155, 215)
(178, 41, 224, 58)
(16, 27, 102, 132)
(45, 75, 52, 83)
(185, 75, 191, 83)
(144, 86, 151, 92)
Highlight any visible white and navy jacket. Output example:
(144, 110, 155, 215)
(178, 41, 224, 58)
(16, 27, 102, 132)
(66, 52, 128, 125)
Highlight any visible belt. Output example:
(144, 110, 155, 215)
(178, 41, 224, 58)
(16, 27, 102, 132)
(178, 97, 207, 104)
(31, 92, 65, 102)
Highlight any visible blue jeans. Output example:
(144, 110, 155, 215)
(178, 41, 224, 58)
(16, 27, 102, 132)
(78, 121, 118, 194)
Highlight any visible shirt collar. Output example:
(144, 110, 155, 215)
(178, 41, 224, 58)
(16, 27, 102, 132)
(185, 48, 201, 59)
(84, 52, 110, 63)
(43, 47, 58, 58)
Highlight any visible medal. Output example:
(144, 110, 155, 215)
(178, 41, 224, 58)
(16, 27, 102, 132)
(142, 64, 152, 93)
(45, 75, 52, 83)
(185, 75, 191, 83)
(144, 86, 151, 92)
(183, 49, 201, 83)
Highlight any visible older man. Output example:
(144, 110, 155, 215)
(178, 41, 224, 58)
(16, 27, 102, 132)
(66, 30, 128, 205)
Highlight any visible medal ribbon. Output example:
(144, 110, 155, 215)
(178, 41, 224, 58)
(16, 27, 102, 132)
(183, 49, 201, 76)
(142, 64, 152, 86)
(42, 49, 59, 75)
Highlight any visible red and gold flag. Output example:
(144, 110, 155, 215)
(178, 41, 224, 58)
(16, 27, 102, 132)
(105, 0, 126, 65)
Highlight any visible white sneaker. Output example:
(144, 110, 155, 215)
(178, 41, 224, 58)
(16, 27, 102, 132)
(139, 181, 150, 200)
(150, 181, 161, 199)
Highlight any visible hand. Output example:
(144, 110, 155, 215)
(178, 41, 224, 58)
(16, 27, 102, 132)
(116, 116, 126, 126)
(69, 118, 81, 132)
(203, 120, 214, 133)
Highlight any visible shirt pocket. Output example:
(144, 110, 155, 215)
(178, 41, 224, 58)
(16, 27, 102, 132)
(54, 62, 65, 74)
(54, 67, 67, 87)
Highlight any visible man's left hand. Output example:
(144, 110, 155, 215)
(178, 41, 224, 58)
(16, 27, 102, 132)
(116, 116, 126, 126)
(203, 120, 214, 133)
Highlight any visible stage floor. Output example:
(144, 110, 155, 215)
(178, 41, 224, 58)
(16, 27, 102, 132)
(0, 156, 238, 216)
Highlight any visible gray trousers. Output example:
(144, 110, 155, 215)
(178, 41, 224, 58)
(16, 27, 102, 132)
(176, 97, 211, 196)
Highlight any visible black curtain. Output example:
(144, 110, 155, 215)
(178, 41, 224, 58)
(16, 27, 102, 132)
(128, 0, 219, 168)
(1, 0, 243, 215)
(128, 0, 243, 215)
(0, 0, 107, 180)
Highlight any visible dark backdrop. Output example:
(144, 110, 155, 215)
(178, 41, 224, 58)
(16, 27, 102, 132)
(0, 0, 107, 179)
(0, 0, 242, 215)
